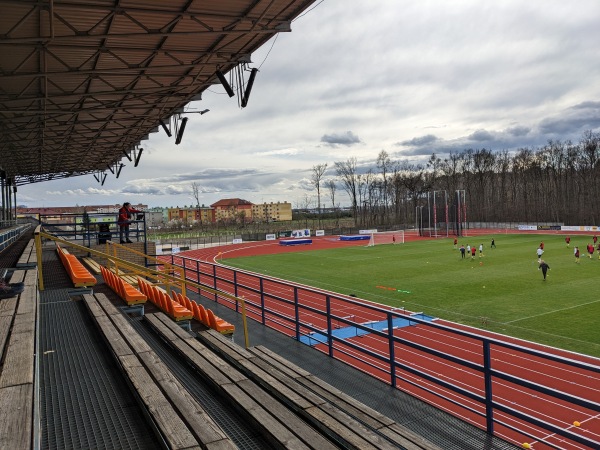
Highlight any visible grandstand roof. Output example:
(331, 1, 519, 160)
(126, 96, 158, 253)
(0, 0, 317, 186)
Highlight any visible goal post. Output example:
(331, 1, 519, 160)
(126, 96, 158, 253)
(367, 230, 404, 246)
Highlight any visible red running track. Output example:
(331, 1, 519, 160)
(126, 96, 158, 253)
(162, 234, 600, 449)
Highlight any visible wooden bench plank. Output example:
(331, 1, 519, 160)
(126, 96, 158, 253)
(250, 346, 440, 450)
(252, 345, 395, 427)
(0, 313, 36, 388)
(146, 313, 338, 450)
(235, 378, 337, 450)
(304, 404, 381, 450)
(109, 313, 153, 353)
(200, 334, 439, 450)
(196, 329, 250, 361)
(0, 384, 33, 449)
(15, 271, 37, 316)
(82, 257, 102, 274)
(118, 354, 201, 450)
(223, 349, 398, 450)
(94, 314, 135, 358)
(16, 240, 35, 267)
(0, 266, 37, 449)
(0, 297, 17, 318)
(83, 296, 234, 450)
(219, 382, 315, 450)
(153, 315, 242, 383)
(0, 316, 13, 359)
(137, 351, 236, 449)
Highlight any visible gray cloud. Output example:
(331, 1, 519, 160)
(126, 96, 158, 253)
(320, 131, 361, 147)
(398, 134, 439, 147)
(539, 102, 600, 136)
(468, 130, 495, 142)
(506, 126, 531, 137)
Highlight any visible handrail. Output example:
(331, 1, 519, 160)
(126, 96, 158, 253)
(163, 252, 600, 448)
(33, 225, 250, 347)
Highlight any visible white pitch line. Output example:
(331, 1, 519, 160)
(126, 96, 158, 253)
(504, 298, 600, 324)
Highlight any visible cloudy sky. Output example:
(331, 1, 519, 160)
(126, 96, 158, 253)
(19, 0, 600, 209)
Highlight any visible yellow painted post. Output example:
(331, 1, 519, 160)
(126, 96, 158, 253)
(112, 243, 120, 275)
(34, 228, 44, 291)
(240, 296, 250, 349)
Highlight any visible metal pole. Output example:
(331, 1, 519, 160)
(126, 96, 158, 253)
(427, 192, 431, 237)
(433, 191, 437, 237)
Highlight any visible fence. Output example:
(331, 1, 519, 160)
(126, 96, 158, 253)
(161, 253, 600, 449)
(0, 223, 31, 252)
(39, 212, 147, 250)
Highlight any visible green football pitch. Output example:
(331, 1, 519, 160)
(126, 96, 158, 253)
(223, 233, 600, 358)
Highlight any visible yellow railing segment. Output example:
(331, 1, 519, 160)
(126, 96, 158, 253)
(33, 227, 250, 347)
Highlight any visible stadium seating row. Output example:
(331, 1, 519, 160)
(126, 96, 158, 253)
(136, 277, 234, 334)
(172, 290, 235, 335)
(100, 266, 146, 306)
(137, 278, 193, 321)
(56, 244, 96, 287)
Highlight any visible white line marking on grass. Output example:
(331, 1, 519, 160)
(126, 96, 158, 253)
(504, 298, 600, 324)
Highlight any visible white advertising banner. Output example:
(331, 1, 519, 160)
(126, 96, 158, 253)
(292, 229, 310, 238)
(359, 229, 378, 234)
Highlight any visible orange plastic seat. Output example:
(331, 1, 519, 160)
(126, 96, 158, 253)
(57, 245, 96, 287)
(100, 265, 146, 305)
(206, 308, 234, 334)
(117, 278, 146, 305)
(196, 303, 210, 325)
(163, 291, 192, 320)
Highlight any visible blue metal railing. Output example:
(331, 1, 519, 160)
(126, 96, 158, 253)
(163, 253, 600, 448)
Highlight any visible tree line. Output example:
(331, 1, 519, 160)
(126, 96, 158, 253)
(311, 130, 600, 228)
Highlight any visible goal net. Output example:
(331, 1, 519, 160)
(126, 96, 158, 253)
(366, 230, 404, 246)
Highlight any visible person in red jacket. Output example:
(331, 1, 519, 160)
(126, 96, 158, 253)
(471, 245, 476, 259)
(118, 202, 141, 243)
(565, 236, 570, 247)
(587, 243, 594, 259)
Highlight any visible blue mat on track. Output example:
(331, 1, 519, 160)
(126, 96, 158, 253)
(299, 313, 435, 346)
(339, 235, 370, 241)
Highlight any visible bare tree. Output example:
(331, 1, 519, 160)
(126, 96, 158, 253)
(326, 179, 338, 227)
(298, 193, 314, 228)
(311, 163, 328, 227)
(376, 150, 392, 224)
(191, 182, 202, 228)
(335, 158, 359, 225)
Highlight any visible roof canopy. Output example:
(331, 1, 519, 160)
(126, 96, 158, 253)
(0, 0, 316, 186)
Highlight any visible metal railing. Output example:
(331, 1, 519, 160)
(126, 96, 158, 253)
(33, 226, 251, 348)
(162, 253, 600, 449)
(38, 212, 147, 249)
(0, 223, 31, 252)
